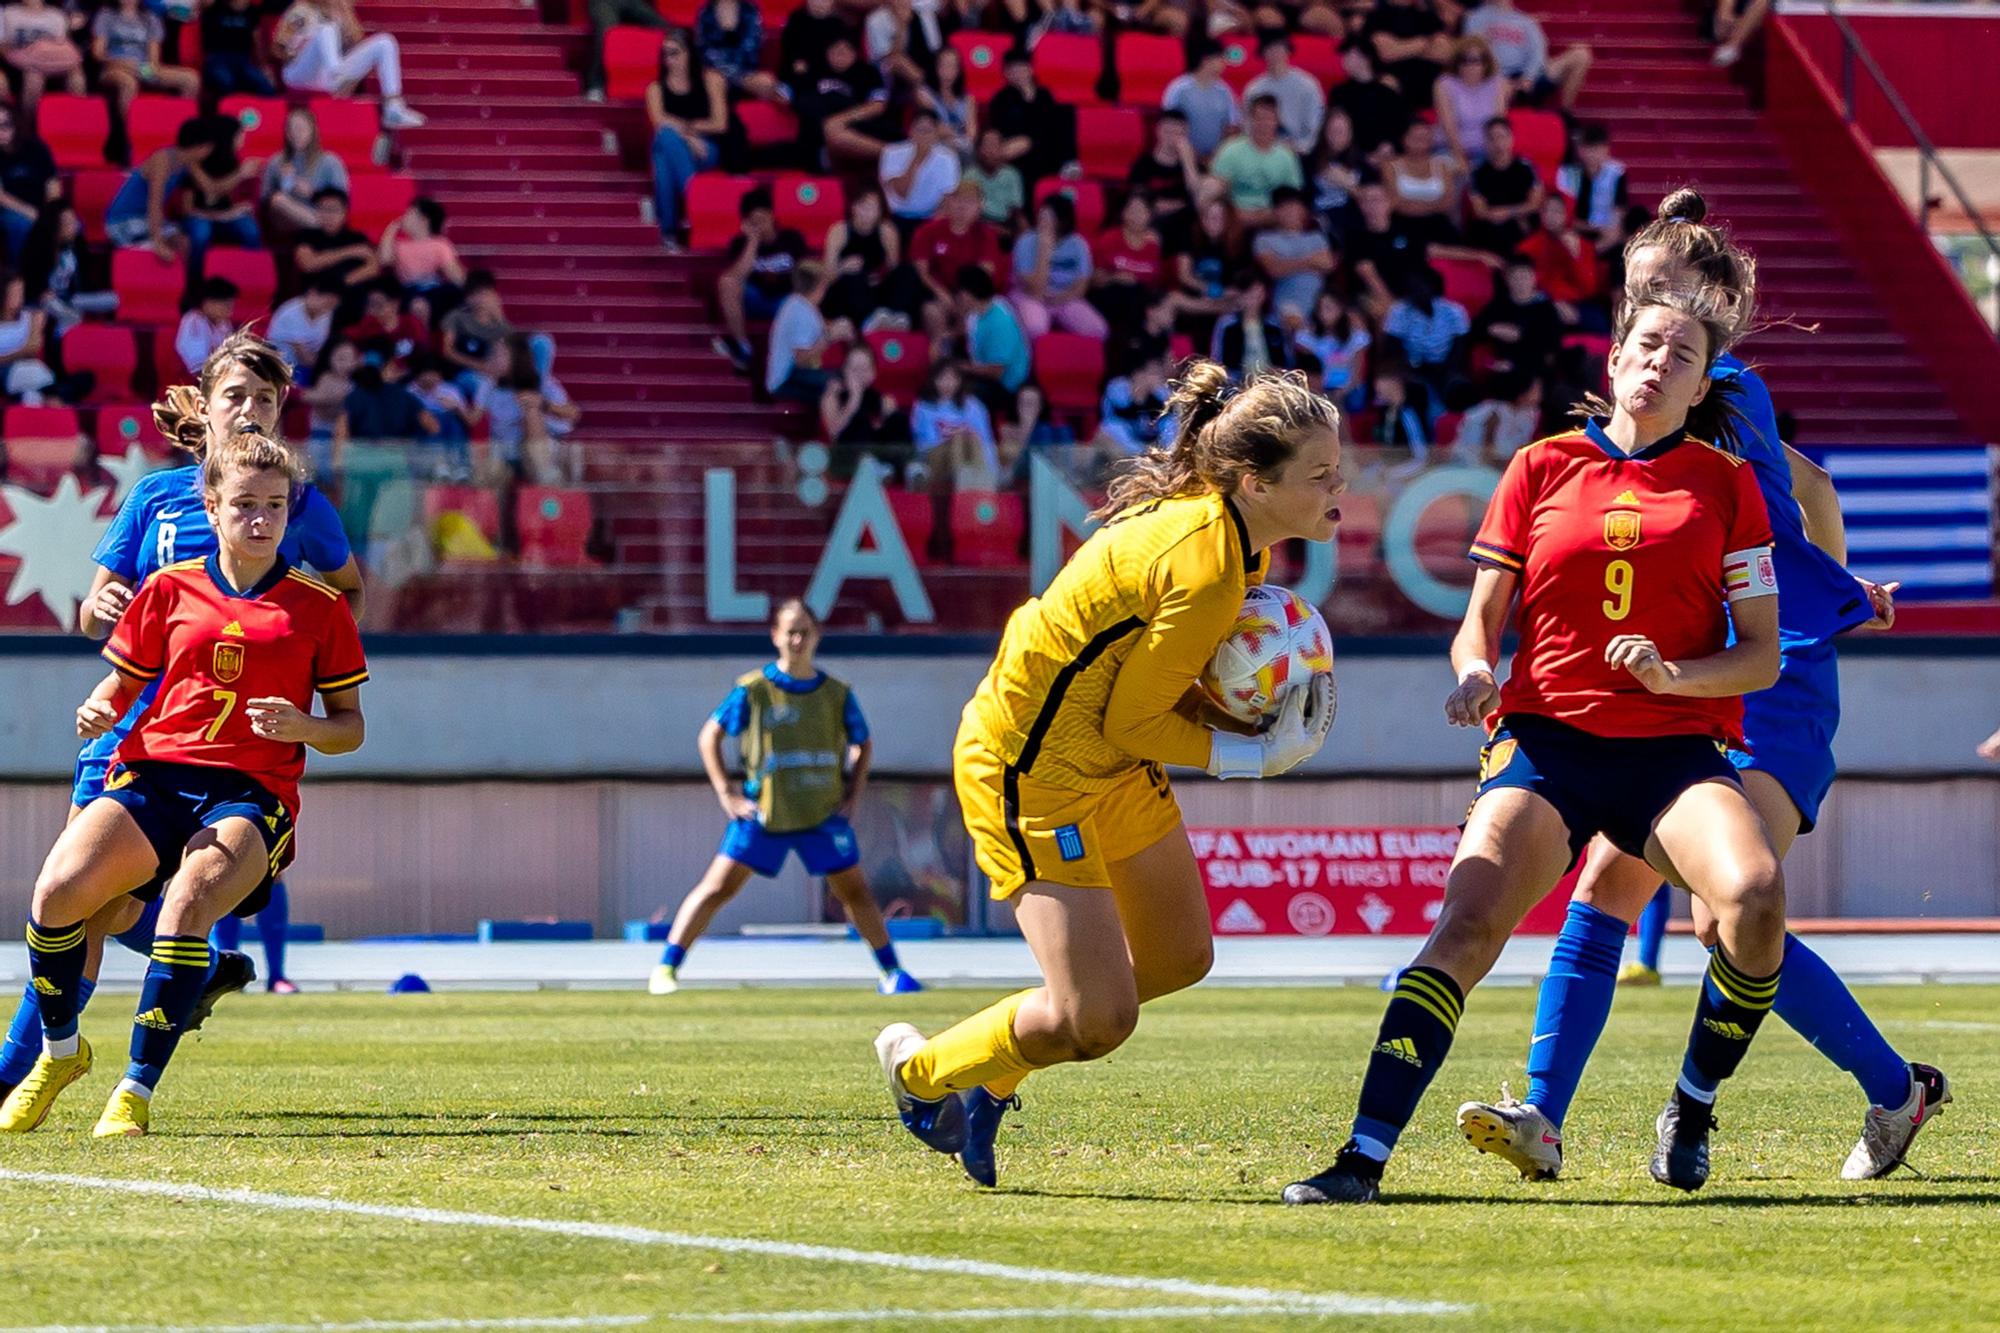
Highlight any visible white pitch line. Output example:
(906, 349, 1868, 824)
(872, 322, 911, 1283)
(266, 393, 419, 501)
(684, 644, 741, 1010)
(8, 1322, 649, 1333)
(655, 1307, 1358, 1324)
(0, 1169, 1463, 1319)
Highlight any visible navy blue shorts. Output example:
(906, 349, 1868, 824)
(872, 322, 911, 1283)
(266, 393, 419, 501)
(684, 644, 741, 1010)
(718, 816, 861, 878)
(1475, 715, 1741, 863)
(99, 761, 295, 918)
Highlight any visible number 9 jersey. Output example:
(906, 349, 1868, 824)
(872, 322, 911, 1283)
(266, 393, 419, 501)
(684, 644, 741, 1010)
(100, 555, 368, 819)
(1468, 419, 1775, 744)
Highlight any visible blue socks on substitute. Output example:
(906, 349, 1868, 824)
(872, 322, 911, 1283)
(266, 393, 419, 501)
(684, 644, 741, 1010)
(211, 881, 291, 986)
(1771, 932, 1910, 1107)
(872, 942, 902, 974)
(1636, 885, 1670, 972)
(125, 935, 213, 1092)
(1525, 901, 1626, 1129)
(660, 942, 688, 970)
(1350, 964, 1465, 1161)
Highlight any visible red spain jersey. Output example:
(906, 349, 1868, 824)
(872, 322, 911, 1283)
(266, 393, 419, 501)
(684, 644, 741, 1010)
(1469, 421, 1775, 742)
(103, 555, 368, 815)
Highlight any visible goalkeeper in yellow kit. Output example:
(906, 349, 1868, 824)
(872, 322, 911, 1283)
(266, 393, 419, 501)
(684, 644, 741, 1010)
(875, 361, 1346, 1186)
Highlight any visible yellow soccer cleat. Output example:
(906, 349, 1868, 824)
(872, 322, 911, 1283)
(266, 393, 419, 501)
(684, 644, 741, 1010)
(647, 965, 680, 996)
(1617, 961, 1662, 987)
(0, 1037, 93, 1133)
(93, 1086, 150, 1138)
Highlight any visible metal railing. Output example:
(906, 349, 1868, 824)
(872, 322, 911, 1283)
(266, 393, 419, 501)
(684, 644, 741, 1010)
(1815, 0, 2000, 328)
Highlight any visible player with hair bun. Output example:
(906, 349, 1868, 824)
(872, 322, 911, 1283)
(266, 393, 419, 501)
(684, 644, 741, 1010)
(2, 429, 367, 1137)
(875, 361, 1344, 1189)
(1287, 280, 1788, 1204)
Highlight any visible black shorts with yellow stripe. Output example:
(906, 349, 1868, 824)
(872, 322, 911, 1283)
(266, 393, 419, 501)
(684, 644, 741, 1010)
(1475, 714, 1740, 865)
(100, 760, 296, 917)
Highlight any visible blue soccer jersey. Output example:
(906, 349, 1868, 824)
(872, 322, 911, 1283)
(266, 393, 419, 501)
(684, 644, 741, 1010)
(73, 466, 354, 806)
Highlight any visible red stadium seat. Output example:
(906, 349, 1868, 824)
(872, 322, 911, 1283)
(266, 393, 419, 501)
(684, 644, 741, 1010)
(69, 167, 125, 242)
(426, 483, 503, 560)
(96, 401, 171, 460)
(1033, 32, 1101, 105)
(62, 326, 139, 403)
(865, 330, 929, 403)
(1033, 176, 1105, 237)
(1220, 35, 1259, 93)
(885, 487, 934, 565)
(736, 100, 797, 150)
(1076, 106, 1144, 182)
(760, 0, 804, 22)
(220, 95, 289, 158)
(147, 325, 181, 388)
(128, 95, 199, 164)
(347, 173, 418, 242)
(1433, 411, 1462, 447)
(515, 486, 594, 567)
(38, 95, 111, 169)
(604, 26, 666, 100)
(4, 406, 82, 476)
(1432, 254, 1497, 318)
(1293, 34, 1342, 89)
(950, 491, 1026, 568)
(654, 0, 698, 22)
(1509, 108, 1567, 183)
(308, 97, 381, 165)
(1114, 32, 1184, 106)
(950, 30, 1011, 100)
(111, 248, 185, 326)
(686, 173, 754, 250)
(772, 173, 843, 247)
(204, 248, 278, 314)
(1032, 332, 1106, 415)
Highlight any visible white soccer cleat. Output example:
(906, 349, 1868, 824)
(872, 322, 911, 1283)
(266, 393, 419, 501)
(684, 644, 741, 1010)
(874, 1022, 966, 1153)
(647, 965, 680, 996)
(1843, 1063, 1951, 1180)
(1458, 1088, 1563, 1181)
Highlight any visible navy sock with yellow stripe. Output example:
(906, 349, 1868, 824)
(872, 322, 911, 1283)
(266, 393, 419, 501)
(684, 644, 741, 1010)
(125, 935, 213, 1091)
(1350, 964, 1465, 1161)
(1677, 947, 1780, 1102)
(25, 918, 88, 1043)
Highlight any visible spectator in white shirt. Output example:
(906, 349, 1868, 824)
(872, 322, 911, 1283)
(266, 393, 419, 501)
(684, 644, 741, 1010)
(175, 277, 238, 376)
(266, 279, 341, 382)
(1244, 34, 1325, 155)
(879, 108, 960, 231)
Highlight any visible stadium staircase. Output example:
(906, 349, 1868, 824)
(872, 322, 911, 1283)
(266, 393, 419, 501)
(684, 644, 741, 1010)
(1537, 0, 1971, 447)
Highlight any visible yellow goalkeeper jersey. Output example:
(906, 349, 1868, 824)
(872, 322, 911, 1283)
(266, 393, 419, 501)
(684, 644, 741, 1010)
(963, 490, 1267, 792)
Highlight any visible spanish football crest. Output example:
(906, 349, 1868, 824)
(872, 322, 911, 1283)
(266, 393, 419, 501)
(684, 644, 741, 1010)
(213, 642, 245, 683)
(1604, 509, 1641, 551)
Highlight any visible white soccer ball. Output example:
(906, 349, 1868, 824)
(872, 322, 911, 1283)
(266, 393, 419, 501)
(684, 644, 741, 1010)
(1198, 585, 1335, 727)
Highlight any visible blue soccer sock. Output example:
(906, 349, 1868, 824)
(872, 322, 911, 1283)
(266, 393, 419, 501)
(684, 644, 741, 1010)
(112, 896, 162, 957)
(125, 935, 213, 1091)
(1635, 885, 1671, 971)
(25, 918, 88, 1046)
(1349, 965, 1465, 1161)
(1678, 947, 1781, 1103)
(1525, 901, 1627, 1130)
(871, 942, 901, 974)
(0, 977, 96, 1083)
(258, 881, 291, 984)
(210, 913, 242, 952)
(1772, 933, 1910, 1108)
(661, 941, 688, 971)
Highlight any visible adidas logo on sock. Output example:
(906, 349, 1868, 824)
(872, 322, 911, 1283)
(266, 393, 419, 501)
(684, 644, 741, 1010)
(1702, 1018, 1750, 1041)
(1375, 1036, 1423, 1068)
(134, 1008, 176, 1032)
(29, 978, 58, 996)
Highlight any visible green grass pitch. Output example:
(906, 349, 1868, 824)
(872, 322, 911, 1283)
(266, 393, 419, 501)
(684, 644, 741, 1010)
(0, 984, 1993, 1330)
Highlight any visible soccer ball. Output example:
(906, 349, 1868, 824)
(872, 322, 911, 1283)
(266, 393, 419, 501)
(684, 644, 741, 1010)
(1198, 585, 1335, 727)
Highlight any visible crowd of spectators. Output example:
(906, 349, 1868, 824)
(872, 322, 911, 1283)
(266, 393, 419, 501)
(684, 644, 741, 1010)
(641, 0, 1649, 512)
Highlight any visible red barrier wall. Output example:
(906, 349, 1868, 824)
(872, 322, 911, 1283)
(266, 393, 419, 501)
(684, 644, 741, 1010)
(1766, 17, 2000, 444)
(1785, 12, 2000, 149)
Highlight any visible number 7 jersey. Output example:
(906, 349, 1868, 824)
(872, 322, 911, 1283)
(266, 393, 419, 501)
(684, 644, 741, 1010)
(1468, 420, 1775, 742)
(101, 554, 369, 817)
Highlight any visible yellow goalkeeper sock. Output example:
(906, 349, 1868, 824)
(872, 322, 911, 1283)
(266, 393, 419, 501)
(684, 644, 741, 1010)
(898, 990, 1038, 1101)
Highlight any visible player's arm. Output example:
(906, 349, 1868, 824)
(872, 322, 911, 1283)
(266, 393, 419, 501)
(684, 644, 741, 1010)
(1611, 590, 1778, 698)
(1445, 564, 1515, 726)
(1102, 546, 1247, 769)
(246, 688, 365, 753)
(76, 670, 142, 738)
(79, 566, 135, 639)
(699, 715, 756, 821)
(1785, 444, 1847, 564)
(319, 556, 365, 620)
(841, 690, 872, 818)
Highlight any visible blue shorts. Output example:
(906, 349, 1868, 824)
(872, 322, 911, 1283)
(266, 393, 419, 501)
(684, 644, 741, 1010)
(1475, 714, 1741, 863)
(98, 761, 295, 918)
(744, 284, 784, 321)
(1734, 641, 1841, 834)
(719, 816, 861, 878)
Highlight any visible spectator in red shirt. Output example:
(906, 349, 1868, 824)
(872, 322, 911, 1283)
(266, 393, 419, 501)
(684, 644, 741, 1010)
(343, 284, 431, 381)
(910, 181, 998, 340)
(1518, 193, 1605, 328)
(1090, 190, 1168, 353)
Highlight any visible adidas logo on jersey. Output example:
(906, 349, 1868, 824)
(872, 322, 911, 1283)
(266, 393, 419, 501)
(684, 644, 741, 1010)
(1702, 1018, 1751, 1041)
(1215, 899, 1266, 933)
(1612, 489, 1639, 505)
(134, 1008, 176, 1032)
(1376, 1037, 1423, 1068)
(222, 621, 245, 637)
